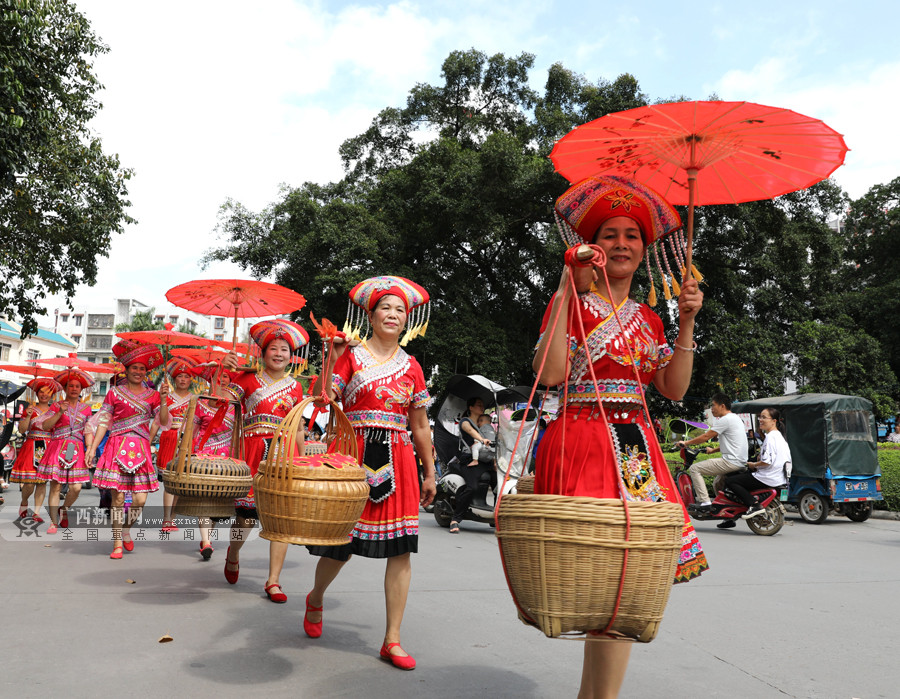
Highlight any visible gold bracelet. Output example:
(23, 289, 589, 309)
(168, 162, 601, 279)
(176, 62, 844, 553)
(674, 340, 697, 352)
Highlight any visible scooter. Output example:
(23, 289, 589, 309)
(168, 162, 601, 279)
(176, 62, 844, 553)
(674, 446, 785, 536)
(433, 451, 498, 528)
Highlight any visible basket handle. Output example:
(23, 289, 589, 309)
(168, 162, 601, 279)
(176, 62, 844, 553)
(170, 395, 200, 476)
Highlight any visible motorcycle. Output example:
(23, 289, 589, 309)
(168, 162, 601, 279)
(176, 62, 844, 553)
(674, 446, 785, 536)
(431, 374, 537, 529)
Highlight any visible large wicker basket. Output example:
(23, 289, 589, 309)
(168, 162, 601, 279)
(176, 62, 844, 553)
(496, 494, 683, 642)
(161, 395, 252, 518)
(255, 396, 369, 546)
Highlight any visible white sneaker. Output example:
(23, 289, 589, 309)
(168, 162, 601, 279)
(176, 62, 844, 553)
(741, 504, 766, 520)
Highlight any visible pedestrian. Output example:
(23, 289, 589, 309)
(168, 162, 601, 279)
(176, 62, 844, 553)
(9, 377, 60, 520)
(304, 276, 436, 671)
(221, 319, 307, 602)
(151, 356, 198, 532)
(533, 175, 708, 697)
(190, 362, 239, 560)
(38, 369, 94, 534)
(85, 340, 169, 559)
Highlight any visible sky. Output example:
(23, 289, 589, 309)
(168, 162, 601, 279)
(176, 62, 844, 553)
(37, 0, 900, 323)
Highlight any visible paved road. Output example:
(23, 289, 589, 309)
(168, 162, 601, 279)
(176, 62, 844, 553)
(2, 487, 899, 698)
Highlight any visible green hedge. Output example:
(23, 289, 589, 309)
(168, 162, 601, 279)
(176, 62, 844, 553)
(877, 445, 900, 512)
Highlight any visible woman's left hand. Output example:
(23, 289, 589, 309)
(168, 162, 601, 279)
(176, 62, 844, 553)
(420, 475, 436, 508)
(678, 278, 703, 320)
(159, 382, 170, 396)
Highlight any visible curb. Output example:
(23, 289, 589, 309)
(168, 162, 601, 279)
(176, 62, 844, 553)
(871, 509, 900, 521)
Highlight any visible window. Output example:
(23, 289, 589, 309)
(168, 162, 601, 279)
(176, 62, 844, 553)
(27, 349, 40, 361)
(87, 335, 112, 350)
(831, 410, 873, 442)
(60, 314, 69, 323)
(0, 342, 10, 361)
(214, 334, 225, 342)
(169, 315, 179, 324)
(154, 315, 164, 323)
(74, 315, 82, 327)
(214, 317, 225, 330)
(98, 380, 108, 394)
(72, 334, 82, 344)
(88, 314, 114, 329)
(186, 319, 197, 331)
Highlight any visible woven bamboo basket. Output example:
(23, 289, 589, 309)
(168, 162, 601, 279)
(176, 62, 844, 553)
(255, 396, 369, 546)
(161, 395, 252, 518)
(496, 494, 683, 642)
(515, 475, 535, 494)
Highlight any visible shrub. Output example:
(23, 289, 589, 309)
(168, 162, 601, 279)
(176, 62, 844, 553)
(877, 446, 900, 511)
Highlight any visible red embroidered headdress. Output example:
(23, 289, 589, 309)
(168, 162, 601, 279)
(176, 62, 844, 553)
(166, 356, 198, 378)
(344, 276, 431, 346)
(249, 318, 309, 352)
(112, 339, 164, 369)
(53, 368, 95, 390)
(26, 377, 63, 396)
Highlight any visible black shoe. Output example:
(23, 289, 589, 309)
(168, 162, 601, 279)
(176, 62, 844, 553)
(716, 520, 736, 529)
(741, 504, 766, 520)
(690, 503, 712, 513)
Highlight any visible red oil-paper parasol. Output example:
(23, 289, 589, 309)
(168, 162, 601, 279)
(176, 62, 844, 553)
(165, 279, 306, 352)
(549, 100, 849, 277)
(0, 363, 58, 380)
(117, 323, 210, 349)
(30, 352, 118, 374)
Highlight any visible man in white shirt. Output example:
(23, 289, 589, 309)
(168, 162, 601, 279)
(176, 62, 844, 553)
(677, 393, 748, 511)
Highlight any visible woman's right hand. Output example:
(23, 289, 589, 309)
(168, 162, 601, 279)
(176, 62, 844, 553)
(223, 352, 239, 370)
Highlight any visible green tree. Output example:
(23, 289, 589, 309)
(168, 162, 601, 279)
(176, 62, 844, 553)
(207, 48, 883, 417)
(843, 177, 900, 384)
(115, 308, 164, 332)
(207, 50, 653, 396)
(0, 0, 134, 335)
(792, 319, 898, 419)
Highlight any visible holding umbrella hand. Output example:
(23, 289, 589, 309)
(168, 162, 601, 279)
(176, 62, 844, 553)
(223, 351, 239, 371)
(677, 278, 703, 320)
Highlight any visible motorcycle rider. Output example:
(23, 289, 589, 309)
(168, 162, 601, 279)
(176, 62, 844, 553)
(676, 393, 748, 515)
(449, 397, 492, 533)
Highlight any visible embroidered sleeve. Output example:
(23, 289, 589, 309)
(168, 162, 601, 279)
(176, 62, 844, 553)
(409, 359, 432, 410)
(331, 350, 352, 402)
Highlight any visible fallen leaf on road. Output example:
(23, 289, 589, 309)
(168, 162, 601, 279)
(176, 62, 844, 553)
(126, 579, 136, 584)
(44, 544, 51, 547)
(158, 634, 174, 643)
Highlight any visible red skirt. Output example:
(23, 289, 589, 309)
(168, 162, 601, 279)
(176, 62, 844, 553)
(9, 438, 47, 484)
(156, 430, 179, 471)
(535, 405, 708, 583)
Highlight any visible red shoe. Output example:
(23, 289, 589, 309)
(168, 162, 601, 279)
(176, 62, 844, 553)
(17, 508, 28, 519)
(200, 544, 214, 561)
(265, 583, 287, 603)
(59, 508, 69, 529)
(47, 524, 58, 535)
(109, 547, 124, 560)
(380, 642, 416, 671)
(122, 535, 135, 552)
(224, 546, 239, 584)
(32, 514, 44, 524)
(303, 593, 323, 638)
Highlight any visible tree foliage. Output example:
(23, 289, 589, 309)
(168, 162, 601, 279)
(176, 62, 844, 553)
(115, 308, 163, 332)
(206, 48, 898, 417)
(0, 0, 134, 335)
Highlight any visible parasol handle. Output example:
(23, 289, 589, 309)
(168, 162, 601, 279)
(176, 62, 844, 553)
(684, 168, 697, 283)
(232, 305, 239, 352)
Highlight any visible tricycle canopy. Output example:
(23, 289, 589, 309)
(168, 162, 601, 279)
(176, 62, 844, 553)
(732, 393, 878, 478)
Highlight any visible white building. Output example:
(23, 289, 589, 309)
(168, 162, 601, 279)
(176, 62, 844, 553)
(0, 319, 79, 387)
(54, 298, 252, 366)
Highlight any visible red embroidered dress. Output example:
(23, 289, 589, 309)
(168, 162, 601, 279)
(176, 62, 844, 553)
(92, 386, 165, 493)
(226, 371, 303, 512)
(37, 401, 93, 484)
(316, 343, 431, 559)
(193, 399, 237, 457)
(155, 393, 192, 471)
(9, 407, 53, 484)
(534, 291, 708, 582)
